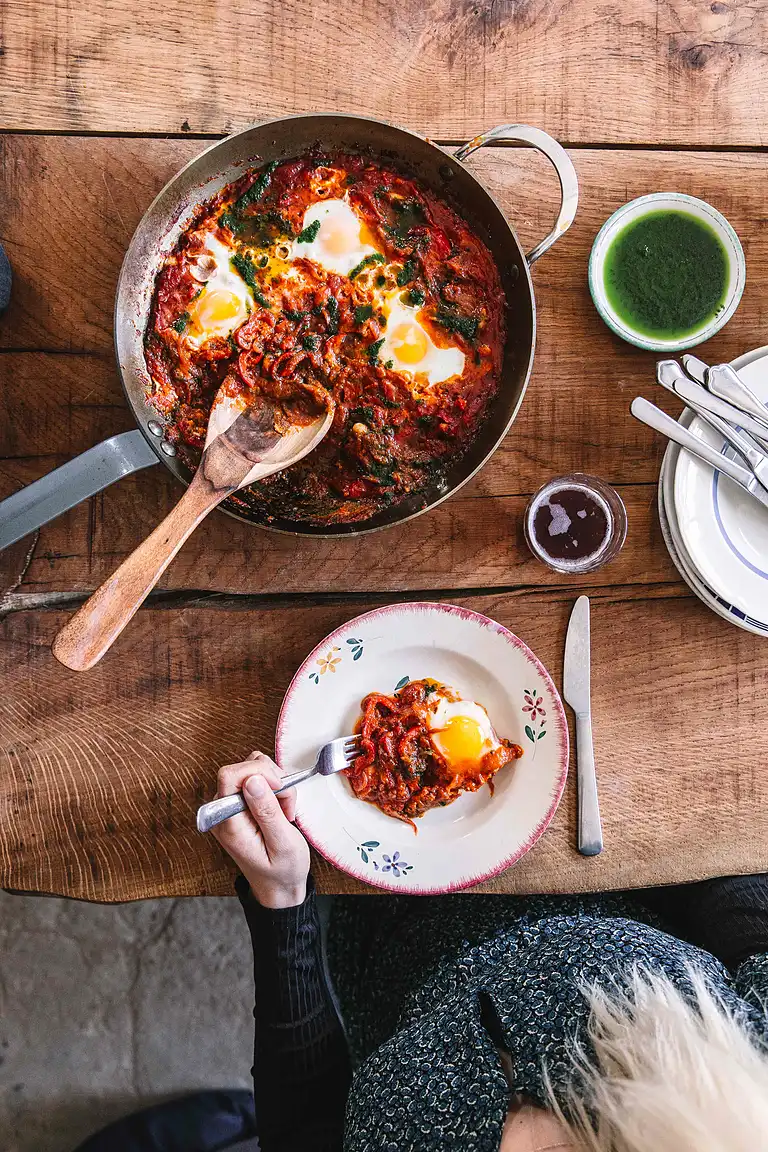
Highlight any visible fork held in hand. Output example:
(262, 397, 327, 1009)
(195, 735, 361, 833)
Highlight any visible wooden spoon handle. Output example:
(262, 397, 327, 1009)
(52, 471, 232, 671)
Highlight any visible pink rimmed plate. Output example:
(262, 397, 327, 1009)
(276, 602, 569, 894)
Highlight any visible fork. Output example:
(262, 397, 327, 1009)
(195, 735, 361, 833)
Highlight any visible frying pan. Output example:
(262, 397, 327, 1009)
(0, 115, 577, 547)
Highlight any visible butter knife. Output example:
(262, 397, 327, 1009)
(631, 397, 768, 511)
(563, 595, 603, 857)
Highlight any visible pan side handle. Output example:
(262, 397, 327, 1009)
(455, 125, 578, 265)
(0, 430, 159, 553)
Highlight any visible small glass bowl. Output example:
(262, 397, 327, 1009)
(524, 473, 628, 574)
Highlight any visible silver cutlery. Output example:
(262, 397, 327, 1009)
(679, 355, 768, 433)
(706, 363, 768, 430)
(563, 595, 603, 857)
(631, 397, 768, 511)
(656, 361, 768, 454)
(656, 362, 768, 489)
(680, 353, 708, 385)
(196, 735, 360, 833)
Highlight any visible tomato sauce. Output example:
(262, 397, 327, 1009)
(144, 153, 506, 526)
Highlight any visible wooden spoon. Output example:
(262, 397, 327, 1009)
(52, 387, 334, 671)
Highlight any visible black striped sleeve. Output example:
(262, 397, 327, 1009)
(237, 875, 351, 1152)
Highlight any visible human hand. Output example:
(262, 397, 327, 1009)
(211, 751, 310, 909)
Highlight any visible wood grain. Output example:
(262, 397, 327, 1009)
(1, 592, 766, 901)
(3, 140, 768, 595)
(2, 1, 768, 144)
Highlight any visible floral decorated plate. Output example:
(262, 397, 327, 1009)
(276, 602, 569, 893)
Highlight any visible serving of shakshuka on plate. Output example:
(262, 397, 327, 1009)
(143, 152, 505, 526)
(348, 679, 523, 828)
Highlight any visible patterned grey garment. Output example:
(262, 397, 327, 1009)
(326, 894, 768, 1152)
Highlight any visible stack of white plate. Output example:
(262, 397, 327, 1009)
(658, 346, 768, 637)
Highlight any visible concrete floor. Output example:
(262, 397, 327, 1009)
(0, 889, 254, 1152)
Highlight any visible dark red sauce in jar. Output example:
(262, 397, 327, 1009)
(524, 474, 627, 573)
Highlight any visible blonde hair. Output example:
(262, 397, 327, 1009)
(553, 968, 768, 1152)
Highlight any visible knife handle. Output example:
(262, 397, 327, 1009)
(575, 713, 603, 856)
(630, 397, 756, 487)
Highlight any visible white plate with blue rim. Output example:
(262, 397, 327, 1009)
(660, 430, 768, 636)
(664, 345, 768, 634)
(275, 602, 569, 893)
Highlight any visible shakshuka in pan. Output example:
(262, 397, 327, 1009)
(144, 153, 506, 527)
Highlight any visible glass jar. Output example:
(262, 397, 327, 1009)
(524, 473, 628, 574)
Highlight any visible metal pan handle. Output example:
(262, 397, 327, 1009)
(455, 124, 578, 265)
(0, 430, 159, 553)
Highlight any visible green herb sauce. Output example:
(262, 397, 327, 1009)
(349, 253, 386, 281)
(602, 209, 729, 341)
(435, 307, 478, 341)
(367, 337, 385, 364)
(230, 253, 271, 309)
(297, 218, 321, 244)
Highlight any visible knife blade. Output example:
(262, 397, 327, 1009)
(563, 595, 603, 857)
(631, 397, 768, 512)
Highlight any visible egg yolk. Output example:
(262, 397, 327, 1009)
(431, 715, 488, 769)
(390, 321, 429, 365)
(189, 290, 244, 334)
(319, 217, 360, 256)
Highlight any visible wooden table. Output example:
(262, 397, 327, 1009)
(1, 1, 767, 901)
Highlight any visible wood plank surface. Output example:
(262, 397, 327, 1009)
(1, 592, 765, 901)
(3, 141, 768, 596)
(2, 2, 768, 145)
(2, 28, 768, 905)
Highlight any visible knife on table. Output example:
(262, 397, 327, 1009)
(563, 595, 603, 857)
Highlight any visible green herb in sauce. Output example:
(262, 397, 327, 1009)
(349, 253, 386, 281)
(396, 258, 418, 287)
(367, 337, 385, 364)
(218, 210, 240, 233)
(354, 303, 373, 324)
(435, 307, 478, 341)
(230, 253, 271, 308)
(297, 218, 321, 244)
(171, 312, 189, 334)
(301, 334, 320, 350)
(349, 405, 375, 425)
(407, 287, 425, 307)
(234, 161, 277, 213)
(602, 209, 729, 340)
(325, 296, 340, 335)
